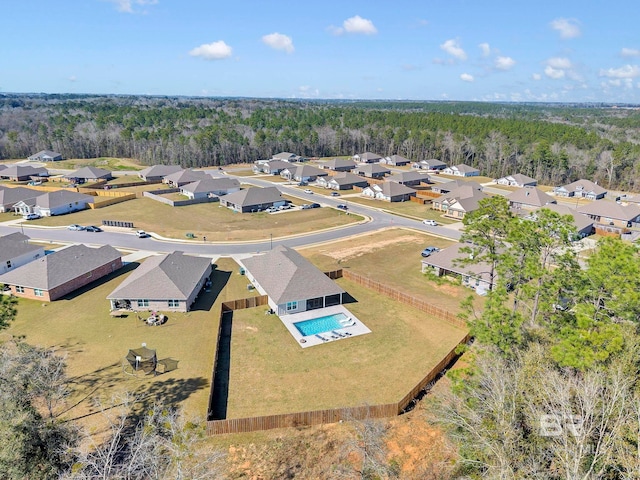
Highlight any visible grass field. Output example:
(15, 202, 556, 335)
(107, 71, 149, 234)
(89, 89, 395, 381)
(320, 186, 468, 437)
(3, 257, 253, 427)
(27, 197, 363, 241)
(300, 228, 467, 312)
(41, 157, 142, 171)
(226, 277, 467, 418)
(346, 196, 458, 223)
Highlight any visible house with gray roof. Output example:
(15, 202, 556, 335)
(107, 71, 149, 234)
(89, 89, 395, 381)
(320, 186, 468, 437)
(554, 179, 607, 200)
(387, 170, 428, 186)
(0, 233, 45, 275)
(0, 244, 121, 302)
(507, 186, 556, 210)
(495, 173, 538, 187)
(280, 164, 327, 183)
(180, 177, 240, 200)
(353, 152, 382, 163)
(421, 244, 496, 294)
(380, 154, 411, 166)
(64, 166, 112, 183)
(241, 245, 346, 316)
(538, 204, 594, 239)
(362, 182, 416, 202)
(253, 159, 292, 175)
(13, 190, 94, 217)
(28, 150, 63, 162)
(138, 165, 183, 182)
(272, 152, 304, 162)
(443, 164, 480, 177)
(319, 158, 357, 172)
(316, 172, 369, 190)
(0, 165, 49, 181)
(220, 186, 285, 213)
(0, 186, 39, 213)
(431, 179, 482, 194)
(432, 184, 487, 219)
(162, 169, 212, 187)
(577, 200, 640, 230)
(107, 251, 212, 313)
(413, 159, 447, 171)
(355, 163, 391, 179)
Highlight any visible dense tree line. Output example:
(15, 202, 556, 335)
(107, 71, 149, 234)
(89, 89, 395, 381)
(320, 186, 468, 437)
(2, 94, 640, 190)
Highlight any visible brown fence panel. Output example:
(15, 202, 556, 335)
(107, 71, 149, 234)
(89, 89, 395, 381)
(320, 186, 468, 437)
(323, 269, 343, 280)
(221, 295, 268, 312)
(409, 196, 428, 204)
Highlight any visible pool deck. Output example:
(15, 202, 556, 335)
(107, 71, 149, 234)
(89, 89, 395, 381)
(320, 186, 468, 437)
(279, 304, 371, 348)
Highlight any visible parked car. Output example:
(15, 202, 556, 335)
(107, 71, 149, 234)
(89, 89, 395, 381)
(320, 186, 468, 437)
(310, 203, 321, 209)
(67, 224, 85, 231)
(300, 204, 312, 210)
(22, 213, 41, 220)
(331, 191, 340, 197)
(84, 225, 103, 232)
(136, 230, 150, 238)
(422, 219, 438, 226)
(336, 204, 348, 210)
(27, 180, 43, 186)
(304, 189, 313, 194)
(278, 204, 292, 210)
(421, 246, 440, 257)
(265, 206, 278, 213)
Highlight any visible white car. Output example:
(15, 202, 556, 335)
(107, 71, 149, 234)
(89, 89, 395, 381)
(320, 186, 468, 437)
(135, 230, 150, 238)
(422, 219, 438, 226)
(23, 213, 41, 220)
(304, 189, 313, 194)
(67, 224, 85, 231)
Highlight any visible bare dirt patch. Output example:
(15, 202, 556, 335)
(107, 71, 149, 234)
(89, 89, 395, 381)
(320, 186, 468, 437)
(316, 234, 419, 262)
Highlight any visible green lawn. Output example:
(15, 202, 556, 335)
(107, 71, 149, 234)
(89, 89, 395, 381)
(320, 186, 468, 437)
(3, 257, 252, 427)
(346, 196, 457, 223)
(42, 157, 142, 171)
(28, 196, 362, 241)
(227, 277, 467, 418)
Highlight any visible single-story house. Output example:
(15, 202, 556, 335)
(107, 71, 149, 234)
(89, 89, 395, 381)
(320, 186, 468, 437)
(64, 166, 113, 183)
(387, 170, 428, 186)
(577, 200, 640, 229)
(412, 159, 447, 171)
(495, 173, 538, 187)
(539, 204, 594, 239)
(28, 150, 63, 162)
(443, 164, 480, 177)
(355, 163, 391, 179)
(362, 182, 416, 202)
(253, 160, 292, 175)
(380, 154, 411, 166)
(137, 165, 183, 182)
(316, 172, 369, 190)
(431, 180, 482, 195)
(241, 245, 346, 316)
(0, 186, 39, 213)
(0, 244, 122, 302)
(421, 244, 496, 294)
(319, 158, 357, 172)
(507, 186, 556, 210)
(0, 165, 49, 181)
(432, 184, 488, 219)
(180, 177, 241, 199)
(280, 164, 327, 183)
(0, 165, 6, 173)
(220, 186, 286, 213)
(353, 152, 382, 163)
(0, 233, 45, 275)
(107, 251, 212, 313)
(272, 152, 304, 162)
(553, 179, 607, 200)
(162, 169, 212, 187)
(13, 190, 95, 217)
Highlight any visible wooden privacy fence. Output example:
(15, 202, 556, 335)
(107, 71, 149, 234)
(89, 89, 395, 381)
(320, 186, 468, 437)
(342, 270, 467, 329)
(221, 295, 268, 311)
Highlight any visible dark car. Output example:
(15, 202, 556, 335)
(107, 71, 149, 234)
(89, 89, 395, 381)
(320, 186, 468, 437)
(85, 225, 103, 232)
(331, 191, 340, 196)
(336, 204, 348, 210)
(310, 203, 321, 208)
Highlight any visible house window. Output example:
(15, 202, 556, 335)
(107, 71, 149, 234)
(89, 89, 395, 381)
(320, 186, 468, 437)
(168, 300, 180, 308)
(34, 289, 44, 297)
(16, 286, 24, 293)
(137, 299, 149, 308)
(286, 301, 298, 311)
(5, 260, 11, 269)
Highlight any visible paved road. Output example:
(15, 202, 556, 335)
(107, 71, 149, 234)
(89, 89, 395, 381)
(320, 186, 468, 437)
(0, 170, 462, 255)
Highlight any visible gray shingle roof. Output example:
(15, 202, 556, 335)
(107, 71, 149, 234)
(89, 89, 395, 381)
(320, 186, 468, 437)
(322, 158, 357, 170)
(138, 165, 183, 178)
(163, 169, 212, 184)
(421, 244, 495, 285)
(507, 186, 556, 207)
(559, 179, 607, 196)
(0, 186, 39, 207)
(181, 177, 240, 194)
(36, 190, 94, 209)
(222, 186, 283, 207)
(66, 166, 112, 180)
(0, 166, 48, 178)
(0, 244, 121, 290)
(107, 252, 211, 301)
(328, 172, 368, 186)
(387, 171, 425, 183)
(241, 245, 345, 305)
(356, 164, 390, 175)
(0, 233, 42, 264)
(355, 152, 382, 162)
(577, 199, 640, 221)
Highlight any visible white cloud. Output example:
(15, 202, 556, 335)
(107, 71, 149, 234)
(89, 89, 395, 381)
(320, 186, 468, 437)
(478, 42, 491, 57)
(549, 18, 581, 39)
(440, 39, 467, 61)
(106, 0, 158, 13)
(331, 15, 378, 35)
(532, 73, 542, 80)
(547, 57, 572, 69)
(460, 73, 474, 82)
(495, 56, 515, 70)
(68, 75, 77, 82)
(189, 41, 232, 60)
(545, 65, 566, 79)
(599, 64, 640, 78)
(621, 48, 640, 58)
(262, 33, 294, 53)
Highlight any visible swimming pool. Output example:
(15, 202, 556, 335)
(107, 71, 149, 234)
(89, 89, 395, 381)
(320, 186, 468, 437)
(294, 312, 349, 336)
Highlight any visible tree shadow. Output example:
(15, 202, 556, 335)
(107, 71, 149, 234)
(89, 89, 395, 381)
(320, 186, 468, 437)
(191, 267, 231, 312)
(59, 262, 140, 301)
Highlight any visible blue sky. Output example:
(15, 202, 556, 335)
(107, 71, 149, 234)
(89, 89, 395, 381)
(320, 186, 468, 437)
(3, 0, 640, 103)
